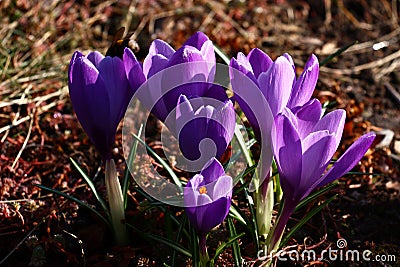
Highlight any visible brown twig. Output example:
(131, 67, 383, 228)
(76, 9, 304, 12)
(383, 81, 400, 105)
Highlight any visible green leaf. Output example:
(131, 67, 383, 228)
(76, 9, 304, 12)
(320, 41, 357, 66)
(131, 133, 183, 193)
(280, 194, 337, 247)
(123, 124, 143, 207)
(232, 165, 256, 190)
(70, 157, 109, 215)
(229, 205, 247, 225)
(213, 232, 245, 261)
(126, 223, 192, 258)
(234, 124, 254, 167)
(227, 218, 242, 267)
(190, 224, 200, 267)
(229, 202, 259, 249)
(295, 182, 338, 212)
(171, 215, 188, 266)
(34, 184, 111, 228)
(213, 45, 230, 65)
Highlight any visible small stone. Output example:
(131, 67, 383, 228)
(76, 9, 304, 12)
(394, 140, 400, 154)
(376, 129, 394, 149)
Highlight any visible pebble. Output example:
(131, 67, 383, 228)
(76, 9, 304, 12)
(394, 140, 400, 155)
(375, 129, 394, 149)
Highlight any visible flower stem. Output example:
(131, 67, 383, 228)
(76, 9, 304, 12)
(256, 178, 274, 239)
(198, 234, 209, 267)
(105, 159, 128, 245)
(267, 200, 295, 253)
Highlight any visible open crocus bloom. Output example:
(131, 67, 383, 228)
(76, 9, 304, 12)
(230, 48, 319, 141)
(174, 94, 235, 165)
(134, 32, 219, 122)
(184, 157, 232, 236)
(269, 105, 375, 249)
(68, 49, 144, 159)
(274, 104, 375, 204)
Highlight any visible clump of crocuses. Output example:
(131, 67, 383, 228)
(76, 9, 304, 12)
(68, 48, 144, 244)
(67, 30, 376, 265)
(184, 157, 233, 265)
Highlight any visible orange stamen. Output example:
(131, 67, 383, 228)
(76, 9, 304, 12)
(199, 186, 207, 194)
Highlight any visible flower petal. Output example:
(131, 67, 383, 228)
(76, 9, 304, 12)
(148, 39, 175, 58)
(212, 175, 233, 200)
(176, 94, 195, 132)
(247, 48, 273, 79)
(86, 51, 104, 68)
(294, 99, 322, 139)
(144, 54, 170, 79)
(299, 131, 336, 199)
(123, 48, 146, 93)
(312, 109, 346, 150)
(315, 132, 376, 188)
(68, 53, 113, 159)
(206, 100, 235, 159)
(185, 192, 212, 233)
(143, 39, 174, 78)
(97, 56, 133, 128)
(196, 197, 231, 234)
(200, 157, 226, 184)
(283, 53, 295, 71)
(274, 112, 302, 200)
(288, 54, 319, 108)
(230, 55, 257, 84)
(184, 32, 209, 48)
(200, 39, 216, 67)
(258, 56, 295, 116)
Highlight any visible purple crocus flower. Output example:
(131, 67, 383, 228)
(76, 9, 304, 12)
(269, 105, 375, 249)
(184, 157, 232, 256)
(174, 94, 235, 166)
(229, 48, 319, 141)
(133, 32, 220, 123)
(68, 48, 144, 159)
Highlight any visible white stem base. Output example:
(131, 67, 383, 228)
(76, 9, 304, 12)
(105, 159, 128, 245)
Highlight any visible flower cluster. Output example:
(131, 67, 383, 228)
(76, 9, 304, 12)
(68, 31, 375, 264)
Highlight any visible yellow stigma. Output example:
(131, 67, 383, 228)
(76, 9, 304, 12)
(199, 186, 207, 195)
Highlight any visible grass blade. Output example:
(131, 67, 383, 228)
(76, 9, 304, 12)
(229, 205, 247, 225)
(227, 217, 242, 267)
(190, 224, 200, 267)
(34, 184, 111, 228)
(280, 195, 337, 247)
(233, 165, 256, 188)
(123, 124, 143, 207)
(295, 182, 338, 212)
(70, 157, 109, 215)
(320, 41, 357, 66)
(126, 222, 192, 258)
(131, 133, 183, 193)
(213, 232, 245, 261)
(171, 215, 188, 266)
(214, 45, 230, 65)
(234, 124, 254, 167)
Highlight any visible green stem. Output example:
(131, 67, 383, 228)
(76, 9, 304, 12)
(105, 159, 128, 245)
(256, 177, 274, 241)
(199, 234, 209, 267)
(266, 200, 295, 253)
